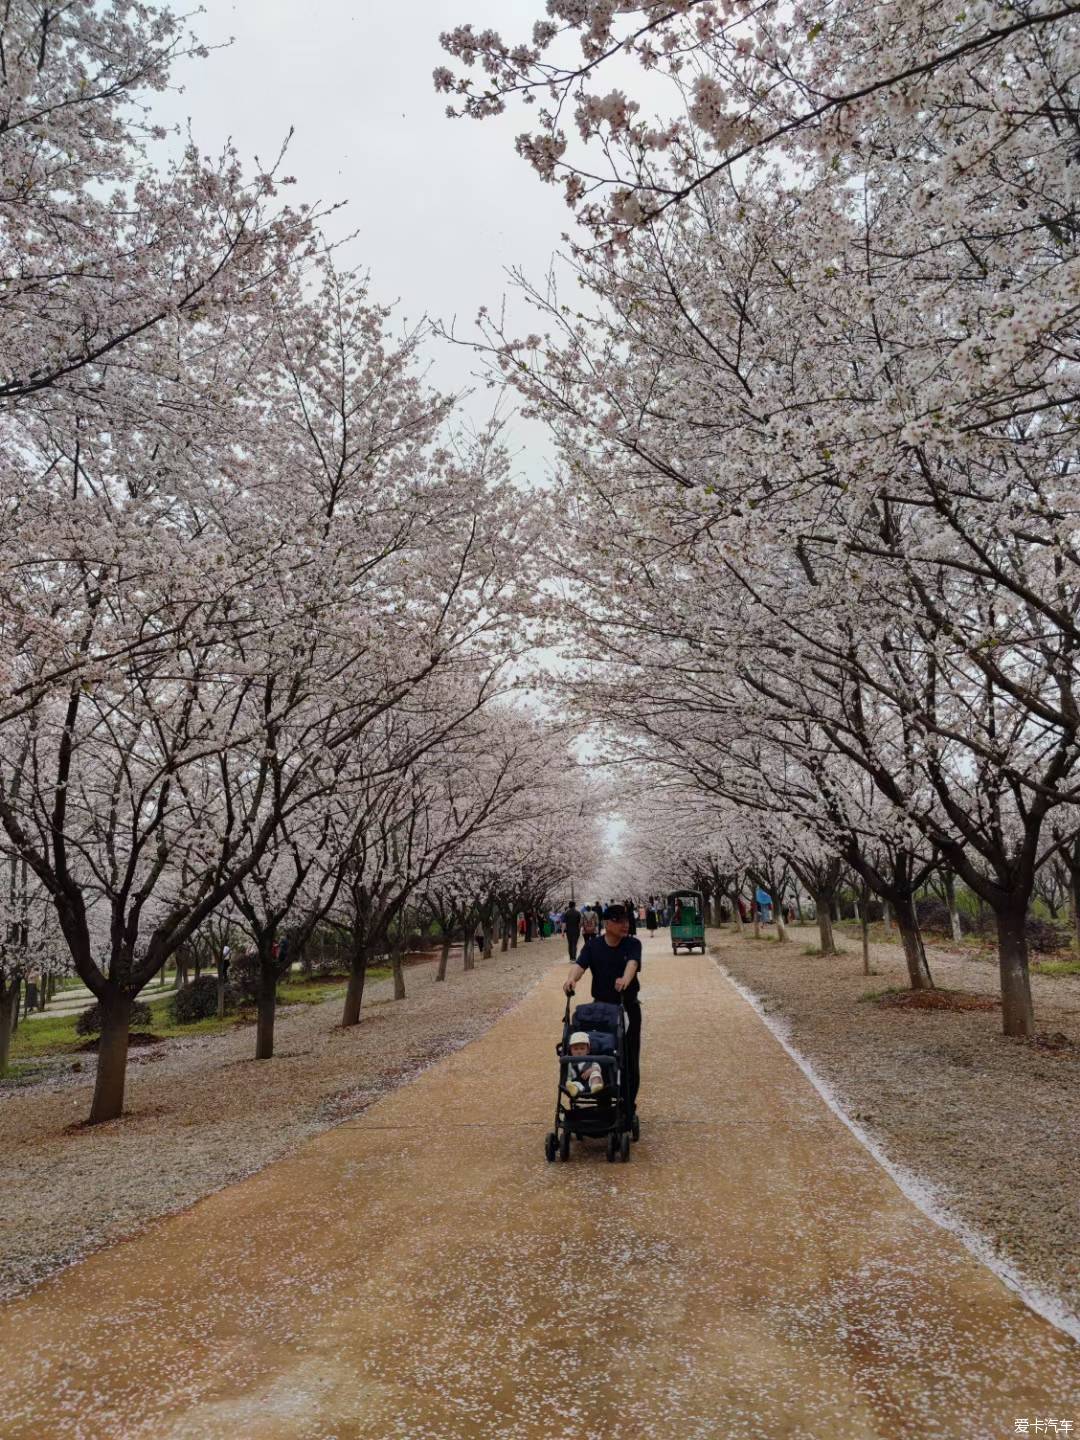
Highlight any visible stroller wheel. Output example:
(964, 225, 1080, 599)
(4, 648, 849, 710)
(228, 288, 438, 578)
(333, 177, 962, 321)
(559, 1128, 571, 1162)
(606, 1132, 618, 1163)
(631, 1113, 641, 1143)
(544, 1132, 557, 1163)
(620, 1131, 631, 1163)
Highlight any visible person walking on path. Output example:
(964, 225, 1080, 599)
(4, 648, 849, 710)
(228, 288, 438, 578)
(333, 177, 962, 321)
(580, 906, 598, 948)
(645, 904, 657, 934)
(564, 901, 582, 962)
(624, 898, 638, 936)
(563, 903, 642, 1117)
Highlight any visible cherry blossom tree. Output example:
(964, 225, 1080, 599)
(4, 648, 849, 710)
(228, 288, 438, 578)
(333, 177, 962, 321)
(438, 0, 1080, 1042)
(447, 96, 1079, 1033)
(0, 230, 542, 1121)
(437, 0, 1078, 244)
(0, 2, 321, 406)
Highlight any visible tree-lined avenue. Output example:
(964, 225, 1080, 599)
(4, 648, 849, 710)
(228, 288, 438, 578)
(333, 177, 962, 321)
(4, 932, 1075, 1439)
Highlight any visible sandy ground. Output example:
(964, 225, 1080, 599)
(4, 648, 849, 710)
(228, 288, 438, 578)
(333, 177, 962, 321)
(714, 923, 1080, 1331)
(2, 935, 1077, 1440)
(0, 936, 565, 1301)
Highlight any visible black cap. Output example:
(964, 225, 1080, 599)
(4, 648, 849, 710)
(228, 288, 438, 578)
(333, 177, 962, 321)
(603, 903, 628, 922)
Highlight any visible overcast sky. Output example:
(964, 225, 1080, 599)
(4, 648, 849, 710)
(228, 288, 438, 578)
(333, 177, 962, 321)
(156, 0, 571, 480)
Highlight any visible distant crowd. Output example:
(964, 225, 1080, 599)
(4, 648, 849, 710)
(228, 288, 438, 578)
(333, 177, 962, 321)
(515, 898, 674, 946)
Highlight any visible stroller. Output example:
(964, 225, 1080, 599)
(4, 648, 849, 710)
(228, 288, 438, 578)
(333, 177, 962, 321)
(544, 992, 639, 1163)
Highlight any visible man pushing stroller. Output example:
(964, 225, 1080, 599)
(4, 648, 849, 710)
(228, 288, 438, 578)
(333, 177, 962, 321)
(563, 902, 641, 1120)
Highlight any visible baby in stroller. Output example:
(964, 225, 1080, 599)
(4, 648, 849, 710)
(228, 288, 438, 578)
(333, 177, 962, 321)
(564, 1031, 605, 1097)
(546, 998, 634, 1163)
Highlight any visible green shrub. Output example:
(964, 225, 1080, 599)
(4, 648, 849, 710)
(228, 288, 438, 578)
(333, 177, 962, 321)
(1025, 917, 1068, 954)
(169, 974, 237, 1024)
(75, 999, 152, 1036)
(229, 951, 262, 1004)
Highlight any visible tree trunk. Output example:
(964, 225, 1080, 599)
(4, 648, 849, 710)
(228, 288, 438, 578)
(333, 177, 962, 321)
(500, 914, 509, 953)
(88, 991, 132, 1124)
(730, 895, 744, 934)
(510, 918, 518, 949)
(860, 887, 871, 977)
(752, 905, 761, 939)
(0, 979, 16, 1072)
(9, 975, 19, 1032)
(817, 887, 840, 956)
(1069, 869, 1080, 952)
(482, 920, 494, 959)
(830, 896, 840, 923)
(216, 958, 227, 1020)
(193, 953, 202, 981)
(463, 932, 475, 972)
(882, 900, 892, 934)
(342, 947, 369, 1027)
(943, 870, 963, 942)
(775, 905, 787, 942)
(392, 947, 406, 1000)
(436, 935, 451, 982)
(995, 904, 1035, 1038)
(255, 955, 277, 1059)
(815, 900, 838, 957)
(895, 897, 934, 990)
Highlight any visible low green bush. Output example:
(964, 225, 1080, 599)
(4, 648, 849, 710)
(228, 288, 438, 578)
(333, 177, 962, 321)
(75, 1000, 152, 1036)
(1024, 917, 1069, 954)
(169, 974, 237, 1024)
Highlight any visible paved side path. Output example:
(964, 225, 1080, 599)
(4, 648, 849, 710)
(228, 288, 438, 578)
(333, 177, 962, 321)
(4, 938, 1077, 1438)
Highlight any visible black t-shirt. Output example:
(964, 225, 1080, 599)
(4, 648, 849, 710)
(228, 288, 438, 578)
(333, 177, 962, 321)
(577, 935, 642, 1004)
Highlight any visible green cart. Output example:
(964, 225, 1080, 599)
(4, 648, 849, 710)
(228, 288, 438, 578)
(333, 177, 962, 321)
(668, 889, 706, 954)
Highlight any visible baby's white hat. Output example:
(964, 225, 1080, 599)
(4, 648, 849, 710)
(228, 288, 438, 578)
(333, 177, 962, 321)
(568, 1031, 591, 1048)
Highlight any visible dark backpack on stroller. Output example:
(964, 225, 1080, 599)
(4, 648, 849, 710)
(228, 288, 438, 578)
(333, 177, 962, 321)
(572, 1001, 621, 1033)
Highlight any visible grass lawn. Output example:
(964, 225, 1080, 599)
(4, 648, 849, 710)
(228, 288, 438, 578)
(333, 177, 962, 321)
(1031, 957, 1080, 977)
(7, 968, 391, 1065)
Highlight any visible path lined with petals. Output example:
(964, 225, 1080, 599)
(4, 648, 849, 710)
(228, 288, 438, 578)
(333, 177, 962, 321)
(4, 933, 1077, 1438)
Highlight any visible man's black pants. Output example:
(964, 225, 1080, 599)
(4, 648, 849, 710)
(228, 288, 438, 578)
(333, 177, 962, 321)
(566, 931, 580, 963)
(623, 999, 642, 1112)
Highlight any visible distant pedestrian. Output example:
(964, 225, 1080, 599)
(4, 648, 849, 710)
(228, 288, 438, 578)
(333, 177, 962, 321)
(646, 905, 657, 933)
(581, 906, 599, 947)
(624, 898, 637, 936)
(564, 901, 582, 962)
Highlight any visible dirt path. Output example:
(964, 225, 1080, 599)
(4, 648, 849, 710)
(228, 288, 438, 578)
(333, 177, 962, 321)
(0, 936, 563, 1301)
(4, 935, 1077, 1439)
